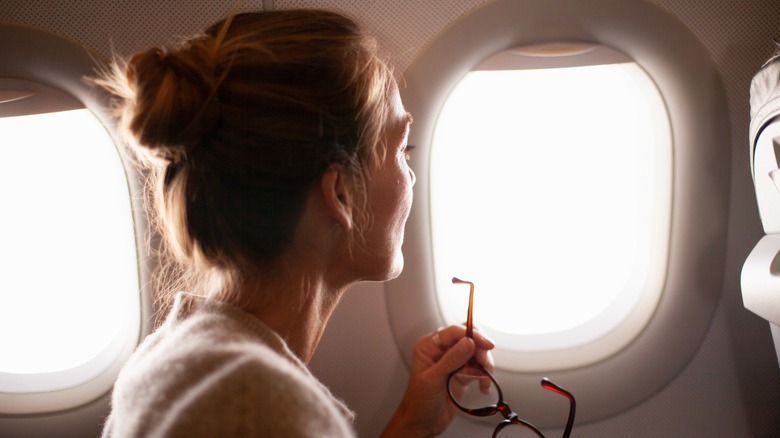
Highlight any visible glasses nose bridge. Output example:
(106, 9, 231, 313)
(496, 401, 516, 421)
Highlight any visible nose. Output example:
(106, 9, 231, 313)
(409, 166, 416, 187)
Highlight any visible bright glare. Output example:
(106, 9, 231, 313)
(0, 109, 138, 374)
(432, 62, 670, 349)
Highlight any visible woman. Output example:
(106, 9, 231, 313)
(98, 9, 493, 437)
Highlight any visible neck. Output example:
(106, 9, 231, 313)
(244, 273, 347, 363)
(237, 182, 356, 363)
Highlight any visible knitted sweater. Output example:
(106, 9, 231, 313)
(102, 292, 356, 437)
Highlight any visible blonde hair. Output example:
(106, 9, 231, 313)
(97, 10, 395, 308)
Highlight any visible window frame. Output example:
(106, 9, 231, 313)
(386, 0, 731, 427)
(0, 23, 151, 415)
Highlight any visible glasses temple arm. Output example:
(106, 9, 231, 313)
(541, 378, 576, 438)
(451, 277, 475, 339)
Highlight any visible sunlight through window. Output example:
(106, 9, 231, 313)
(431, 59, 671, 353)
(0, 108, 138, 379)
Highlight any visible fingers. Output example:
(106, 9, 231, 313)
(431, 330, 445, 350)
(421, 325, 496, 376)
(438, 337, 476, 374)
(401, 324, 498, 435)
(472, 343, 495, 373)
(429, 325, 495, 352)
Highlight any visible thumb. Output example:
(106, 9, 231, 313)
(436, 337, 476, 375)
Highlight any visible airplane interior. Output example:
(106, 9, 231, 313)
(1, 0, 780, 436)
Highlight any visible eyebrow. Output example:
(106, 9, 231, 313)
(402, 112, 413, 139)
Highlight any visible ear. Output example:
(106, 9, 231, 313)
(321, 164, 353, 231)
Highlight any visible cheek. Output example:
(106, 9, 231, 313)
(402, 164, 415, 211)
(402, 177, 413, 215)
(386, 181, 413, 243)
(394, 165, 414, 217)
(371, 159, 414, 231)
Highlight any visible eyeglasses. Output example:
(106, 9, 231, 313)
(446, 277, 576, 438)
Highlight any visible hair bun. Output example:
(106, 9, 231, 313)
(125, 42, 220, 164)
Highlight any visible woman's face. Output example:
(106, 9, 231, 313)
(357, 82, 416, 281)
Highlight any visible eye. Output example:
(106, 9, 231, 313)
(403, 144, 416, 161)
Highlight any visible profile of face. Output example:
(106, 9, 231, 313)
(357, 81, 416, 281)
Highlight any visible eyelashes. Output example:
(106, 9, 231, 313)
(403, 144, 416, 160)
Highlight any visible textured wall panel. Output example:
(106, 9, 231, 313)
(277, 0, 489, 73)
(1, 1, 267, 58)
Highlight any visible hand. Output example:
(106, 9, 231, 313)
(381, 324, 495, 438)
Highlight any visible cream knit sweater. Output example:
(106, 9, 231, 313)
(102, 292, 356, 437)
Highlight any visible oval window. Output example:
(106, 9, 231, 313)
(0, 23, 145, 416)
(0, 106, 138, 379)
(388, 0, 729, 426)
(430, 44, 671, 371)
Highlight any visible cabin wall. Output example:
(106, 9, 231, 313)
(1, 1, 779, 437)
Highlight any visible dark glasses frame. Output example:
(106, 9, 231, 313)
(446, 277, 576, 438)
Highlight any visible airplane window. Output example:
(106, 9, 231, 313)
(430, 45, 671, 370)
(0, 23, 146, 416)
(0, 108, 138, 378)
(388, 0, 730, 425)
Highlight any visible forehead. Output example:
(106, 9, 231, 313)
(387, 82, 412, 128)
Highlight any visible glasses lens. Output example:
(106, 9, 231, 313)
(448, 364, 500, 411)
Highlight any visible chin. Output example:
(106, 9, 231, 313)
(363, 253, 405, 283)
(385, 259, 404, 281)
(386, 248, 406, 278)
